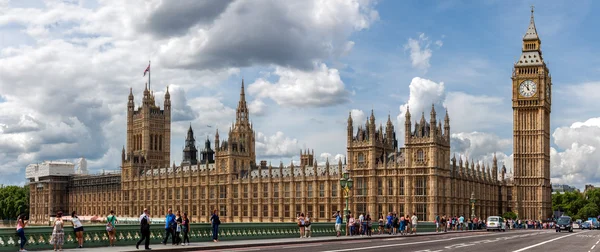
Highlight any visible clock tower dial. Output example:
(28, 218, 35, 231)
(519, 80, 537, 97)
(511, 7, 552, 221)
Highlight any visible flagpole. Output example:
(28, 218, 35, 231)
(148, 60, 151, 90)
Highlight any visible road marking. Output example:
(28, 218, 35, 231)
(512, 232, 578, 252)
(592, 244, 596, 250)
(282, 243, 323, 249)
(596, 240, 599, 245)
(319, 232, 512, 252)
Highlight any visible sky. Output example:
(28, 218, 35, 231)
(0, 0, 599, 190)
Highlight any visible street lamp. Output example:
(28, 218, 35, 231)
(339, 172, 353, 222)
(470, 191, 476, 220)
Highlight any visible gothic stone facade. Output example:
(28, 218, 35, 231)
(511, 9, 552, 220)
(28, 10, 554, 224)
(346, 107, 509, 221)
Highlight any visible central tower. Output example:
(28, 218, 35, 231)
(511, 7, 552, 220)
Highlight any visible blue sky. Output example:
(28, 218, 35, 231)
(0, 0, 599, 189)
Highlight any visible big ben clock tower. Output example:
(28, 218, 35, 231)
(511, 7, 552, 220)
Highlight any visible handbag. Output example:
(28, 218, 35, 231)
(176, 224, 182, 232)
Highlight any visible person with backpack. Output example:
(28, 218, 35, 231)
(50, 211, 64, 251)
(162, 208, 176, 245)
(334, 211, 342, 237)
(392, 213, 399, 235)
(16, 214, 27, 252)
(106, 210, 117, 247)
(136, 208, 151, 250)
(297, 213, 306, 238)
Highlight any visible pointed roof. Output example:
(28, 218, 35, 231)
(523, 6, 539, 41)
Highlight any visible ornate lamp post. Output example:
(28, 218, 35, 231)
(470, 191, 476, 220)
(339, 172, 353, 222)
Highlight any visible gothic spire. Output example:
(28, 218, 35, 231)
(523, 6, 539, 41)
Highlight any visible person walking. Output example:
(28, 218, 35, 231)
(334, 211, 342, 237)
(50, 211, 64, 251)
(16, 214, 27, 252)
(71, 211, 84, 248)
(411, 212, 418, 235)
(182, 213, 190, 246)
(174, 211, 182, 245)
(378, 214, 384, 235)
(348, 214, 355, 236)
(162, 208, 176, 245)
(106, 210, 118, 247)
(345, 211, 351, 236)
(305, 214, 312, 238)
(136, 208, 151, 250)
(210, 209, 221, 242)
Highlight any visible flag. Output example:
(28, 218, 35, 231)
(143, 64, 150, 76)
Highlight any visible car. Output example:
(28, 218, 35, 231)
(486, 216, 506, 232)
(581, 221, 592, 230)
(556, 216, 573, 233)
(573, 223, 580, 229)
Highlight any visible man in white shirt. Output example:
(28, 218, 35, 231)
(136, 208, 151, 250)
(411, 213, 418, 234)
(358, 213, 365, 236)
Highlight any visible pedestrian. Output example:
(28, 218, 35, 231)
(162, 208, 176, 245)
(358, 213, 365, 236)
(305, 214, 312, 238)
(366, 214, 372, 236)
(411, 212, 418, 234)
(399, 215, 405, 236)
(435, 213, 440, 232)
(182, 213, 190, 246)
(297, 212, 306, 238)
(106, 210, 118, 247)
(459, 215, 465, 231)
(136, 208, 151, 250)
(174, 211, 182, 245)
(210, 209, 221, 242)
(50, 211, 64, 251)
(345, 211, 351, 236)
(348, 214, 355, 236)
(71, 211, 84, 248)
(16, 213, 27, 252)
(386, 212, 393, 234)
(378, 214, 384, 235)
(334, 211, 342, 237)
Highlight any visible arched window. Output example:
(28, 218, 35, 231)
(358, 153, 365, 164)
(150, 134, 154, 150)
(159, 135, 162, 151)
(417, 149, 424, 163)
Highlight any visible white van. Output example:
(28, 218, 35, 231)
(486, 216, 506, 231)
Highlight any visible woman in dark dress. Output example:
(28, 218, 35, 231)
(210, 209, 221, 242)
(182, 213, 190, 246)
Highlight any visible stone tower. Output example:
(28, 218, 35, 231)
(346, 110, 396, 214)
(182, 124, 198, 165)
(123, 84, 171, 178)
(511, 7, 552, 220)
(215, 79, 257, 178)
(403, 105, 451, 220)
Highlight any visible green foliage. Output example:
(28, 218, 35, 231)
(552, 188, 600, 220)
(503, 211, 517, 220)
(0, 185, 29, 220)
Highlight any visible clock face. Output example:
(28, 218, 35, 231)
(519, 80, 537, 98)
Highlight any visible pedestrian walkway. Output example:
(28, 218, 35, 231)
(34, 230, 482, 252)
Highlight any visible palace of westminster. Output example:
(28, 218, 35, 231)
(27, 10, 552, 224)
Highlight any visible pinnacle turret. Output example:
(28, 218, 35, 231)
(523, 6, 539, 41)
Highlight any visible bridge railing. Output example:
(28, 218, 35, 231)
(0, 222, 435, 251)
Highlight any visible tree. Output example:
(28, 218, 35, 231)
(0, 185, 29, 220)
(503, 211, 517, 220)
(578, 202, 600, 220)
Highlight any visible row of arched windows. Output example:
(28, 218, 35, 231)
(132, 134, 164, 151)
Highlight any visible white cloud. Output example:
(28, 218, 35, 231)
(156, 0, 379, 70)
(404, 33, 437, 71)
(255, 131, 301, 159)
(318, 152, 345, 164)
(350, 109, 366, 125)
(248, 99, 267, 117)
(550, 117, 600, 188)
(248, 62, 350, 107)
